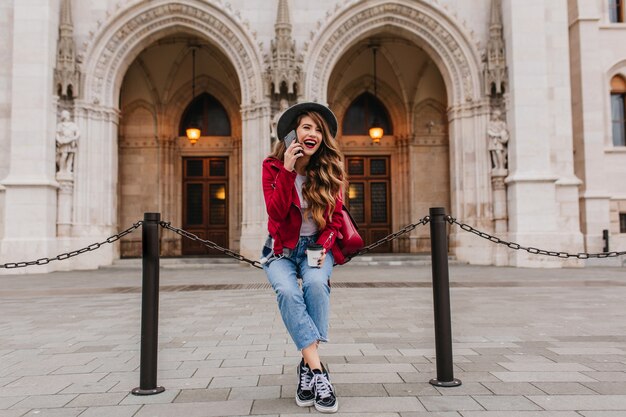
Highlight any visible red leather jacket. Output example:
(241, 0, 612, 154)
(262, 157, 346, 265)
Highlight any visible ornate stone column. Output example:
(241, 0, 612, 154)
(239, 101, 272, 260)
(62, 100, 120, 269)
(0, 0, 59, 274)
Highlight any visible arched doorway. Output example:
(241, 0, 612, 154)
(328, 36, 450, 253)
(117, 35, 242, 257)
(303, 1, 491, 262)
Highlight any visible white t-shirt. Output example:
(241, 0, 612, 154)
(295, 174, 318, 236)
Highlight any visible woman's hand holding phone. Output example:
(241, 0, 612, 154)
(283, 131, 303, 172)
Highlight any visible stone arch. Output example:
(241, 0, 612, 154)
(332, 75, 406, 137)
(165, 74, 243, 139)
(303, 0, 481, 106)
(81, 1, 264, 107)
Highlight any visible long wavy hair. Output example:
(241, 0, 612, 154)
(269, 110, 347, 229)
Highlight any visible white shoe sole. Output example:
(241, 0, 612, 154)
(295, 395, 315, 407)
(314, 401, 339, 413)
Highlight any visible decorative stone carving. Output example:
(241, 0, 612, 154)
(487, 109, 509, 173)
(305, 2, 480, 104)
(267, 0, 302, 98)
(54, 0, 81, 99)
(56, 110, 80, 176)
(82, 3, 263, 105)
(483, 0, 508, 96)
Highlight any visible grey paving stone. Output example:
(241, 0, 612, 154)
(0, 397, 23, 409)
(338, 396, 425, 412)
(77, 405, 141, 417)
(65, 392, 127, 407)
(490, 372, 596, 382)
(228, 386, 280, 400)
(528, 394, 626, 410)
(174, 388, 230, 402)
(0, 410, 29, 417)
(472, 395, 542, 411)
(329, 363, 415, 373)
(10, 394, 76, 409)
(459, 412, 581, 417)
(195, 365, 282, 378)
(383, 383, 439, 396)
(250, 398, 307, 414)
(332, 383, 389, 397)
(331, 373, 404, 384)
(579, 412, 626, 417)
(418, 395, 484, 411)
(135, 400, 253, 417)
(581, 381, 626, 395)
(498, 363, 594, 372)
(582, 372, 626, 382)
(480, 382, 546, 396)
(209, 376, 259, 388)
(20, 408, 86, 416)
(158, 377, 212, 390)
(400, 413, 460, 417)
(531, 382, 597, 395)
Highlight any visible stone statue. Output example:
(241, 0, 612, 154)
(487, 109, 509, 171)
(56, 110, 80, 175)
(270, 98, 289, 143)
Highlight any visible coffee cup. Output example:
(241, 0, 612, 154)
(306, 243, 324, 267)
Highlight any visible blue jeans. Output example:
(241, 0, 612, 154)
(263, 235, 334, 351)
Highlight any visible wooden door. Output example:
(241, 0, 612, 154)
(182, 157, 229, 255)
(345, 156, 392, 252)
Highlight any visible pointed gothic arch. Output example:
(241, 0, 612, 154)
(302, 1, 481, 106)
(81, 1, 265, 107)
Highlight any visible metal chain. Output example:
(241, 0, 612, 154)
(160, 217, 431, 268)
(0, 221, 143, 269)
(159, 221, 265, 269)
(446, 216, 626, 259)
(342, 216, 431, 264)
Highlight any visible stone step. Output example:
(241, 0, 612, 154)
(104, 253, 458, 269)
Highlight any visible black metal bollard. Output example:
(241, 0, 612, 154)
(428, 207, 461, 387)
(131, 213, 165, 395)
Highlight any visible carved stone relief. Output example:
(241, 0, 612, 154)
(305, 3, 480, 105)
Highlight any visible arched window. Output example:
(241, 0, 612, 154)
(179, 93, 231, 137)
(611, 75, 626, 146)
(342, 92, 393, 136)
(609, 0, 624, 22)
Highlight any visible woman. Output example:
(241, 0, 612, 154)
(261, 102, 346, 413)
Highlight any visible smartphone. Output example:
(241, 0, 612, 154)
(283, 130, 297, 148)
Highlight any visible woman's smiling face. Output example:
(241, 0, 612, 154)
(296, 115, 323, 156)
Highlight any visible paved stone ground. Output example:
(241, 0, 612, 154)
(1, 262, 626, 416)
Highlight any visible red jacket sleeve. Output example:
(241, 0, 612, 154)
(262, 158, 297, 221)
(316, 194, 343, 251)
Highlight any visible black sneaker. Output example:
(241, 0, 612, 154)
(295, 358, 315, 407)
(309, 366, 338, 413)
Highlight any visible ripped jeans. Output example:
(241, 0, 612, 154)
(262, 235, 334, 351)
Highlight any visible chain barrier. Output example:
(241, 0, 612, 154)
(159, 216, 431, 268)
(446, 216, 626, 259)
(342, 216, 431, 264)
(159, 221, 265, 269)
(0, 221, 143, 269)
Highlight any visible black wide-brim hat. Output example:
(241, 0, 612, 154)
(276, 101, 338, 141)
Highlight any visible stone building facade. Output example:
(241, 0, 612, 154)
(0, 0, 624, 273)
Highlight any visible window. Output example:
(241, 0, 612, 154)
(609, 0, 624, 22)
(342, 92, 393, 136)
(611, 76, 626, 146)
(179, 93, 231, 136)
(621, 213, 626, 233)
